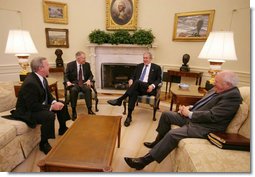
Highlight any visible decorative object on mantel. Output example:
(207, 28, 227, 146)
(180, 54, 190, 72)
(55, 49, 64, 67)
(88, 29, 155, 47)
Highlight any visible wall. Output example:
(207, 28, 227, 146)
(0, 0, 250, 86)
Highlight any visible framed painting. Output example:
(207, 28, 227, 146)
(43, 1, 68, 24)
(45, 28, 69, 48)
(172, 10, 215, 41)
(106, 0, 138, 30)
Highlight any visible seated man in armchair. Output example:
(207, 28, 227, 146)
(64, 51, 96, 120)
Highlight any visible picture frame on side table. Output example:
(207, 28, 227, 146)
(106, 0, 138, 30)
(43, 1, 68, 24)
(45, 28, 69, 48)
(172, 10, 215, 42)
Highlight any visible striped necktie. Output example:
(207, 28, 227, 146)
(43, 78, 48, 104)
(191, 92, 217, 111)
(78, 64, 83, 86)
(139, 65, 148, 82)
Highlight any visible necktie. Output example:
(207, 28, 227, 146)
(43, 78, 48, 104)
(139, 65, 148, 82)
(191, 92, 217, 111)
(78, 64, 83, 86)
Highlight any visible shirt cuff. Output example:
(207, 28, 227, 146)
(188, 111, 193, 119)
(151, 84, 155, 89)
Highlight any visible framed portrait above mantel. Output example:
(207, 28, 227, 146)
(172, 10, 215, 42)
(45, 28, 69, 48)
(106, 0, 138, 30)
(43, 1, 68, 24)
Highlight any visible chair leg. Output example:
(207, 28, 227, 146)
(152, 107, 157, 121)
(123, 100, 127, 115)
(95, 98, 99, 112)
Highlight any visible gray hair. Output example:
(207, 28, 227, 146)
(75, 51, 85, 58)
(144, 51, 153, 59)
(30, 57, 47, 72)
(218, 70, 239, 87)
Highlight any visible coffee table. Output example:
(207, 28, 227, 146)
(38, 114, 122, 172)
(170, 84, 206, 111)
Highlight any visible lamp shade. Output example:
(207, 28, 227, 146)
(5, 30, 38, 55)
(198, 31, 237, 62)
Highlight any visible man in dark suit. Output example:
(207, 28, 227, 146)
(107, 51, 162, 127)
(64, 51, 95, 120)
(11, 57, 70, 155)
(124, 70, 242, 170)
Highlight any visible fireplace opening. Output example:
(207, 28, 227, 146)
(101, 63, 137, 90)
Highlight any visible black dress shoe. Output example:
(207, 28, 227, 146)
(88, 109, 96, 115)
(124, 154, 154, 170)
(144, 141, 157, 149)
(107, 99, 122, 106)
(124, 116, 132, 127)
(72, 112, 77, 121)
(39, 142, 52, 155)
(58, 127, 68, 135)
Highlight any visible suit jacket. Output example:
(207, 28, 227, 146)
(64, 61, 93, 84)
(190, 87, 242, 132)
(11, 72, 55, 128)
(131, 63, 162, 88)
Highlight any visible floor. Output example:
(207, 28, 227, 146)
(12, 92, 175, 172)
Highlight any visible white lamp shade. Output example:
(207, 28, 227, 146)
(198, 31, 237, 62)
(5, 30, 38, 55)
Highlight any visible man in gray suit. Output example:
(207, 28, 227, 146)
(124, 70, 242, 170)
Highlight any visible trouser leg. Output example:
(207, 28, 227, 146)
(69, 86, 79, 109)
(80, 85, 92, 109)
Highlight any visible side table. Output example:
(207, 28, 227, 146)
(170, 84, 206, 111)
(14, 78, 59, 101)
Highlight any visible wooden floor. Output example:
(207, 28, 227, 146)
(12, 92, 175, 172)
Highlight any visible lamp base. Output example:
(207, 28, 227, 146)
(19, 72, 31, 82)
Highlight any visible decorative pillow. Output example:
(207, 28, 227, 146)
(0, 82, 17, 112)
(226, 102, 249, 133)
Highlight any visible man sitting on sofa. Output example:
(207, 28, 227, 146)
(11, 57, 70, 154)
(124, 70, 242, 170)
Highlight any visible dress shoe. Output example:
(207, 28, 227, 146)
(58, 127, 68, 135)
(124, 116, 132, 127)
(124, 153, 154, 170)
(107, 99, 122, 106)
(88, 109, 96, 115)
(72, 111, 77, 121)
(144, 134, 163, 148)
(39, 142, 52, 155)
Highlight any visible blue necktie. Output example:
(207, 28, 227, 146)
(43, 78, 48, 104)
(139, 65, 148, 81)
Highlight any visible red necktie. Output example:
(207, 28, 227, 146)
(78, 65, 83, 86)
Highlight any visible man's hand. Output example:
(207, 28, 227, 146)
(85, 80, 92, 87)
(146, 85, 154, 93)
(51, 102, 64, 111)
(178, 105, 190, 117)
(66, 81, 74, 87)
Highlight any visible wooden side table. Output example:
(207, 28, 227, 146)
(166, 69, 203, 96)
(14, 78, 59, 101)
(170, 84, 206, 111)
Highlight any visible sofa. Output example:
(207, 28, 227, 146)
(161, 86, 250, 172)
(0, 81, 41, 172)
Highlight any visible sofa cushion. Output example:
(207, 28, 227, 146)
(226, 102, 249, 134)
(0, 117, 31, 135)
(0, 122, 16, 149)
(0, 82, 16, 112)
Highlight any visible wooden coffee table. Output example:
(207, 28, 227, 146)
(38, 114, 122, 172)
(170, 84, 206, 111)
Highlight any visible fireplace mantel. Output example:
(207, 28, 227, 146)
(87, 44, 156, 89)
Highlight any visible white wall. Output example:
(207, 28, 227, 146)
(0, 0, 250, 86)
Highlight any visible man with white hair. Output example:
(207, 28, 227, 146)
(124, 70, 242, 170)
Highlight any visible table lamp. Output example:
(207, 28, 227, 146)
(198, 31, 237, 89)
(5, 30, 38, 81)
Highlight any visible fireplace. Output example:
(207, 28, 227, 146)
(87, 44, 156, 90)
(101, 63, 136, 90)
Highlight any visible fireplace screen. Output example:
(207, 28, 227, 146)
(101, 63, 137, 90)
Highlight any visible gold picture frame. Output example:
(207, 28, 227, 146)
(45, 28, 69, 48)
(43, 1, 68, 24)
(172, 10, 215, 42)
(106, 0, 138, 30)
